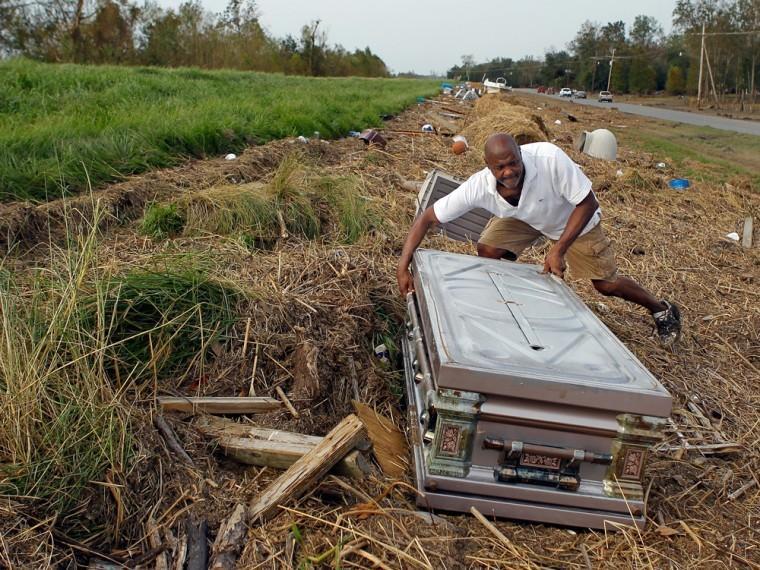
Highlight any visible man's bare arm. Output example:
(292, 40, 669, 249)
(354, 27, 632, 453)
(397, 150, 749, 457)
(543, 192, 599, 278)
(396, 206, 440, 295)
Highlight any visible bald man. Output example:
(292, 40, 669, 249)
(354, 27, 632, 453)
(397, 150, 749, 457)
(397, 134, 682, 345)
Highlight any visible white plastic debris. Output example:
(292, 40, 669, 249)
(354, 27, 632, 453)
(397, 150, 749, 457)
(616, 169, 624, 177)
(725, 232, 740, 241)
(656, 162, 667, 169)
(421, 124, 435, 132)
(374, 343, 390, 364)
(224, 153, 237, 160)
(554, 119, 562, 125)
(297, 135, 308, 143)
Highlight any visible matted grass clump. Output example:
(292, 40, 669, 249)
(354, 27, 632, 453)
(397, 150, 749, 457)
(140, 153, 378, 244)
(96, 266, 242, 384)
(0, 59, 438, 202)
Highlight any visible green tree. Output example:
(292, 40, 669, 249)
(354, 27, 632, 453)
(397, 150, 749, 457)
(628, 58, 657, 93)
(666, 65, 687, 94)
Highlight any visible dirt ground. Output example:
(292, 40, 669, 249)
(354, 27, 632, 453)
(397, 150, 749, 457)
(2, 92, 759, 569)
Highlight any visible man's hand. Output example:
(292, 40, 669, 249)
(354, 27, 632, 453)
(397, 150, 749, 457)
(543, 246, 567, 279)
(397, 268, 415, 296)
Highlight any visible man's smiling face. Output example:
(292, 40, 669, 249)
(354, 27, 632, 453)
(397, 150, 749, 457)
(484, 134, 524, 192)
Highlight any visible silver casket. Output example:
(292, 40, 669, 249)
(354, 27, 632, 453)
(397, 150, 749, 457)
(403, 249, 672, 529)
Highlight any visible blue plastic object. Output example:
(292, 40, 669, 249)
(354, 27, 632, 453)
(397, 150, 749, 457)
(669, 178, 690, 190)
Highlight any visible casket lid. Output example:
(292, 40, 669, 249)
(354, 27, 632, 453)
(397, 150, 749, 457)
(412, 249, 671, 417)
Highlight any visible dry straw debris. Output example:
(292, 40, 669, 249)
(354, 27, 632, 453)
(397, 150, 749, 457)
(1, 93, 758, 569)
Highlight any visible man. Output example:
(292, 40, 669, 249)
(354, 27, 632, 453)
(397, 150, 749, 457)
(396, 133, 682, 345)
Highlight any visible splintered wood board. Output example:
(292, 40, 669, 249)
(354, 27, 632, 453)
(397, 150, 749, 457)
(248, 414, 366, 521)
(352, 401, 409, 477)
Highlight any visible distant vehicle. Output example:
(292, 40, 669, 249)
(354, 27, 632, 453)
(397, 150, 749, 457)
(537, 86, 547, 93)
(546, 87, 556, 95)
(574, 90, 587, 99)
(482, 76, 512, 94)
(598, 91, 613, 102)
(559, 88, 573, 97)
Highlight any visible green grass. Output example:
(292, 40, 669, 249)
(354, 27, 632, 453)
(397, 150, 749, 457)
(617, 122, 760, 186)
(0, 59, 438, 202)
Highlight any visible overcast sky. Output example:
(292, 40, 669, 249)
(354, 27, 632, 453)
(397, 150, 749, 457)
(157, 0, 677, 74)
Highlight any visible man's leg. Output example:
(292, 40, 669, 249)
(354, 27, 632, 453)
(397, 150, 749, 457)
(591, 277, 665, 313)
(564, 224, 682, 344)
(477, 218, 541, 260)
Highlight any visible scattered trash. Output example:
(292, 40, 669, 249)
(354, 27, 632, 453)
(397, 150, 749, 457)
(451, 134, 469, 155)
(421, 124, 435, 132)
(312, 131, 320, 140)
(296, 135, 308, 143)
(565, 113, 578, 122)
(725, 232, 740, 241)
(669, 178, 690, 191)
(656, 162, 667, 169)
(417, 96, 427, 104)
(357, 129, 387, 149)
(374, 343, 390, 364)
(574, 129, 617, 161)
(224, 153, 237, 160)
(348, 131, 361, 137)
(554, 119, 562, 125)
(616, 169, 624, 177)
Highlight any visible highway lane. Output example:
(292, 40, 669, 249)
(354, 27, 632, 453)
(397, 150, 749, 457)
(514, 89, 760, 136)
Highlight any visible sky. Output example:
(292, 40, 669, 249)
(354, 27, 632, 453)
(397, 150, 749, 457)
(156, 0, 677, 75)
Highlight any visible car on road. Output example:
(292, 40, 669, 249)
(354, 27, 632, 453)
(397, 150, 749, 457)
(574, 90, 587, 99)
(559, 88, 573, 97)
(598, 91, 613, 102)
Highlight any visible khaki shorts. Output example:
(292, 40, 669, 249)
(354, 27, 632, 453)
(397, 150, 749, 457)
(478, 217, 618, 281)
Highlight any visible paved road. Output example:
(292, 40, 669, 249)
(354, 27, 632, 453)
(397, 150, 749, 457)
(514, 88, 760, 136)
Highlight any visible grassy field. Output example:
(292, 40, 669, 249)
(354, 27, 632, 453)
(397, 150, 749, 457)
(616, 120, 760, 186)
(0, 60, 438, 202)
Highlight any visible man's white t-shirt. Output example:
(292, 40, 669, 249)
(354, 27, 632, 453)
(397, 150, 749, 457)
(433, 142, 600, 240)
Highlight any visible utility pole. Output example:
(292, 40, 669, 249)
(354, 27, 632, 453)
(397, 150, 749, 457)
(697, 23, 705, 107)
(591, 59, 599, 92)
(606, 48, 615, 92)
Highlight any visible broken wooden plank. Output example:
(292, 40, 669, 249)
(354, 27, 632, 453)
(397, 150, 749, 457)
(353, 401, 409, 477)
(158, 396, 282, 415)
(197, 417, 372, 478)
(209, 504, 247, 570)
(248, 414, 366, 522)
(742, 216, 753, 248)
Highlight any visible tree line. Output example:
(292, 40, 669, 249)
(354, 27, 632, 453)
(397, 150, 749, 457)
(0, 0, 389, 76)
(448, 0, 758, 99)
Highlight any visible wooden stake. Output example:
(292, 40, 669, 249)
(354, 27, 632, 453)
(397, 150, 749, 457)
(241, 317, 251, 357)
(742, 216, 753, 249)
(158, 396, 282, 415)
(154, 415, 195, 466)
(275, 386, 300, 418)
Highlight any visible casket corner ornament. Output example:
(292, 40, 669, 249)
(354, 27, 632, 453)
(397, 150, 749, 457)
(603, 414, 667, 501)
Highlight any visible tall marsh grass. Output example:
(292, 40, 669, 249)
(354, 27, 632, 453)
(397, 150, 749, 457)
(0, 59, 438, 202)
(0, 205, 241, 520)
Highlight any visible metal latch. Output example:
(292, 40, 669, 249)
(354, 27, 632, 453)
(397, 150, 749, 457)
(483, 437, 612, 492)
